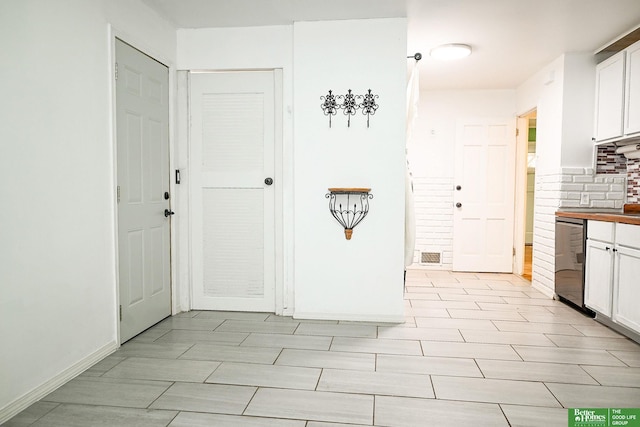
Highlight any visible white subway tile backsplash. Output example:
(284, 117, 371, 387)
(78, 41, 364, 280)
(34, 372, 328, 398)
(559, 184, 584, 191)
(584, 184, 610, 192)
(412, 177, 454, 269)
(573, 176, 594, 183)
(563, 167, 587, 175)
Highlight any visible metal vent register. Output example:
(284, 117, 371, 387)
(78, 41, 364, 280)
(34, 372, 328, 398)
(421, 252, 441, 264)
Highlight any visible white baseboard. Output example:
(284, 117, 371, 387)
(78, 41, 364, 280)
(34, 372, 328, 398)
(0, 341, 118, 424)
(293, 311, 405, 323)
(532, 281, 555, 299)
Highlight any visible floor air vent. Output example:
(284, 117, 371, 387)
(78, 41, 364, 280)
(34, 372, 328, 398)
(421, 251, 441, 265)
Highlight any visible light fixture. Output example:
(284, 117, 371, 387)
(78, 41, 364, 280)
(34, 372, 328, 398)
(429, 44, 472, 60)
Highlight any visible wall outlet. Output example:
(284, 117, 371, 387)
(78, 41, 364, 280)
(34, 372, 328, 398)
(580, 193, 590, 205)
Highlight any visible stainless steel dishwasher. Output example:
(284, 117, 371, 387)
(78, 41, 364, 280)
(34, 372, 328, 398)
(555, 216, 595, 316)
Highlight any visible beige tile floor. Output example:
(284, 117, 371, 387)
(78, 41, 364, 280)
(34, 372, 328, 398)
(5, 269, 640, 426)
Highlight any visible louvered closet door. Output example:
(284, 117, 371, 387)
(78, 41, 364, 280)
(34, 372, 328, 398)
(190, 71, 275, 311)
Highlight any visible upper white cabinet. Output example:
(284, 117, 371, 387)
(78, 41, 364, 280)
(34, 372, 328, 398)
(624, 41, 640, 135)
(594, 40, 640, 142)
(595, 52, 625, 141)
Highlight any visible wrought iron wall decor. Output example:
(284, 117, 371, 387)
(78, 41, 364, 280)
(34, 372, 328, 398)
(320, 90, 339, 128)
(320, 90, 379, 128)
(359, 89, 379, 128)
(325, 188, 373, 240)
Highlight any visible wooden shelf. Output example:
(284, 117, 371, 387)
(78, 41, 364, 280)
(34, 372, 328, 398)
(327, 188, 371, 193)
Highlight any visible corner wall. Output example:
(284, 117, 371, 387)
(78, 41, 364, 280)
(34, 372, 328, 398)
(516, 53, 598, 296)
(293, 18, 407, 321)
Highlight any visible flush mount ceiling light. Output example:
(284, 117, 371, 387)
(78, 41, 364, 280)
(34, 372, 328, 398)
(429, 44, 472, 60)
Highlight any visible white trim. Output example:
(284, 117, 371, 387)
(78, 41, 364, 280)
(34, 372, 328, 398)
(109, 25, 178, 346)
(274, 68, 285, 315)
(536, 283, 557, 299)
(293, 312, 405, 323)
(514, 116, 530, 275)
(0, 342, 117, 424)
(186, 69, 286, 314)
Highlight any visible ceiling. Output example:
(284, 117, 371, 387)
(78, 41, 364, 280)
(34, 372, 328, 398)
(142, 0, 640, 90)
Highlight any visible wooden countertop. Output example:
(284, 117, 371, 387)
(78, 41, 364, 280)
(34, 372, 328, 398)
(556, 204, 640, 225)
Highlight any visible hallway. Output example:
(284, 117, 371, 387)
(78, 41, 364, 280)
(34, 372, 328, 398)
(5, 269, 640, 426)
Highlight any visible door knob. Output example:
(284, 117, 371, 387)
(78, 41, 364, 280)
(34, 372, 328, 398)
(164, 209, 175, 217)
(456, 202, 462, 208)
(264, 177, 273, 185)
(456, 185, 462, 190)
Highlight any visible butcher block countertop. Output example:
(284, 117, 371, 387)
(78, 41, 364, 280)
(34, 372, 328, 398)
(556, 204, 640, 225)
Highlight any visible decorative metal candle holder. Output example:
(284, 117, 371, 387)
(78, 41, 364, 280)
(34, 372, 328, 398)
(325, 188, 373, 240)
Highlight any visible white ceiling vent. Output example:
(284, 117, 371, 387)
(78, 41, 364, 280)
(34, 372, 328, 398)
(420, 251, 442, 265)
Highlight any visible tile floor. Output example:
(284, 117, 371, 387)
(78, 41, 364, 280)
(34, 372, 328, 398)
(5, 269, 640, 426)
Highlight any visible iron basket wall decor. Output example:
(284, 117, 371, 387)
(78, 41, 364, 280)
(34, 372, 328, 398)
(325, 188, 373, 240)
(320, 90, 379, 128)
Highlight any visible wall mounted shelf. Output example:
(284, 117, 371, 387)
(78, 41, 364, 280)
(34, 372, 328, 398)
(325, 188, 373, 240)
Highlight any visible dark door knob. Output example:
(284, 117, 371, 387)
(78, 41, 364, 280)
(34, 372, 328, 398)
(264, 177, 273, 185)
(456, 202, 462, 208)
(164, 209, 175, 217)
(456, 185, 462, 190)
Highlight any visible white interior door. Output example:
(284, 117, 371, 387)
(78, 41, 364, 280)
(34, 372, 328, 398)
(190, 71, 275, 312)
(453, 119, 516, 272)
(116, 39, 171, 343)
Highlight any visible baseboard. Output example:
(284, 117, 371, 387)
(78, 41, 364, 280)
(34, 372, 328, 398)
(532, 281, 555, 299)
(293, 311, 405, 323)
(0, 341, 118, 424)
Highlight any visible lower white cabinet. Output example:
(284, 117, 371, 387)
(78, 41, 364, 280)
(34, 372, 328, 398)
(585, 220, 640, 341)
(584, 238, 614, 316)
(614, 244, 640, 332)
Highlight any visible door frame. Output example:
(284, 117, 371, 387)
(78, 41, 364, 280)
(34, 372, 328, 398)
(452, 117, 517, 273)
(186, 69, 286, 315)
(514, 109, 537, 277)
(108, 26, 178, 344)
(514, 115, 530, 276)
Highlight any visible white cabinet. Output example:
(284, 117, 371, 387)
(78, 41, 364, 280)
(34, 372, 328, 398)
(595, 52, 625, 141)
(585, 220, 640, 341)
(594, 40, 640, 142)
(613, 225, 640, 332)
(584, 238, 614, 316)
(625, 41, 640, 135)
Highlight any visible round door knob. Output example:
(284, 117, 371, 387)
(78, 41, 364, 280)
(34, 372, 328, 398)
(264, 177, 273, 185)
(456, 202, 462, 208)
(456, 185, 462, 191)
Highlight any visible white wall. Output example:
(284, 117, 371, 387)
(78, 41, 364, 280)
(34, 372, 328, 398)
(293, 19, 407, 321)
(516, 53, 597, 296)
(408, 90, 516, 268)
(0, 0, 176, 419)
(177, 25, 294, 314)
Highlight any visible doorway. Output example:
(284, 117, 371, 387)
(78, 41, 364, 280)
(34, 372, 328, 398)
(115, 39, 172, 343)
(515, 110, 537, 281)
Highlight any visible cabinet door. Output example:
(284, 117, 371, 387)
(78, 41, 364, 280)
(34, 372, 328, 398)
(613, 245, 640, 333)
(625, 41, 640, 135)
(595, 52, 625, 141)
(584, 239, 614, 316)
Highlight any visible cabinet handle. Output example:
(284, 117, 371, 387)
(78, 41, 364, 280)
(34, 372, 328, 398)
(612, 248, 618, 253)
(606, 247, 611, 251)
